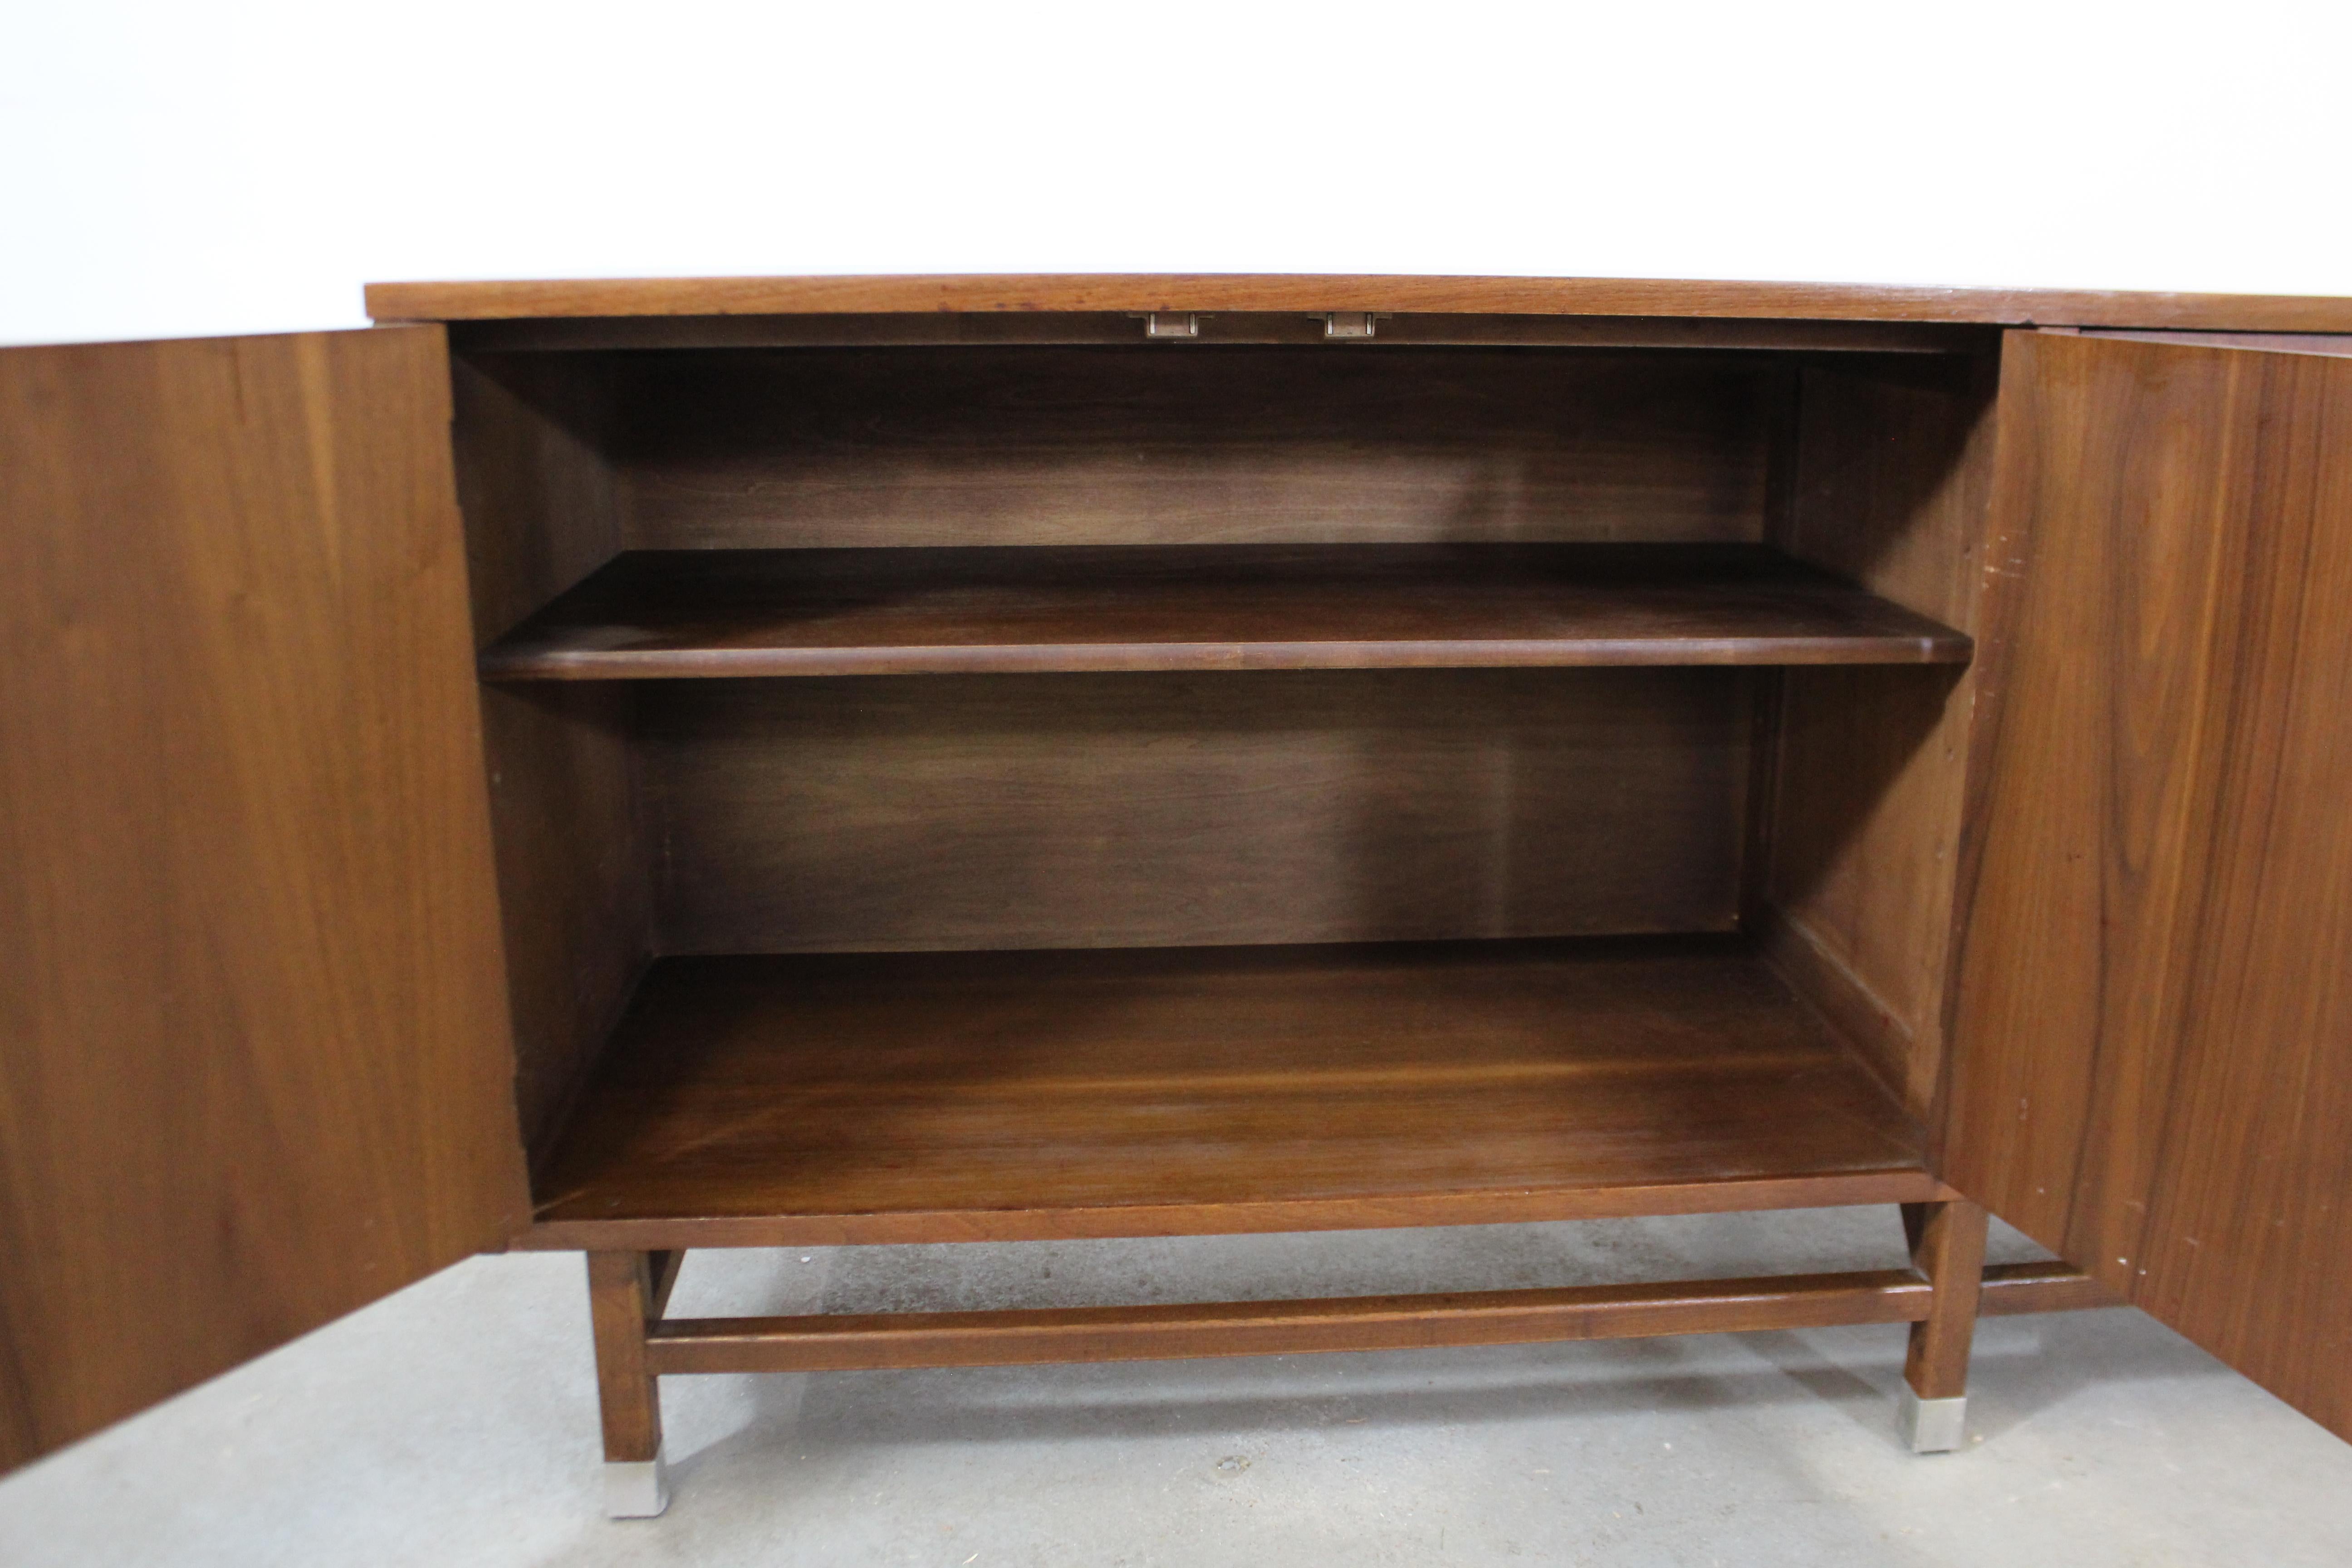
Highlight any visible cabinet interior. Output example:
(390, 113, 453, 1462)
(447, 327, 1999, 1243)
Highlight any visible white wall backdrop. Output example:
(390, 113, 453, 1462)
(5, 0, 2348, 345)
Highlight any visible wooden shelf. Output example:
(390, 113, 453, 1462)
(479, 544, 1972, 681)
(525, 938, 1941, 1249)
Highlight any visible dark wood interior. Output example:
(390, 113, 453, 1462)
(642, 668, 1748, 955)
(449, 355, 652, 1158)
(447, 333, 1991, 1207)
(528, 939, 1940, 1249)
(479, 544, 1969, 680)
(1760, 353, 2000, 1116)
(469, 345, 1782, 563)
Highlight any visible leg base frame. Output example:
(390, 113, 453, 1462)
(581, 1229, 2111, 1512)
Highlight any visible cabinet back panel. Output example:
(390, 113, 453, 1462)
(646, 669, 1745, 954)
(605, 348, 1778, 551)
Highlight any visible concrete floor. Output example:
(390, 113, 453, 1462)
(3, 1208, 2347, 1566)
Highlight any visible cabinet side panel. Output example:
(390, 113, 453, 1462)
(611, 348, 1776, 550)
(450, 354, 627, 645)
(0, 330, 525, 1470)
(449, 358, 653, 1167)
(1763, 357, 1999, 1115)
(648, 669, 1744, 954)
(475, 687, 651, 1165)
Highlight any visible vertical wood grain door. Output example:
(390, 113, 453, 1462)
(1943, 330, 2352, 1440)
(0, 329, 527, 1472)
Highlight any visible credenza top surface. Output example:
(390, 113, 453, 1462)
(363, 272, 2352, 333)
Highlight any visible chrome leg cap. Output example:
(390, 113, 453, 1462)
(1898, 1387, 1968, 1454)
(604, 1448, 670, 1518)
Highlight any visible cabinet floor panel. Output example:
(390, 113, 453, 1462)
(525, 938, 1940, 1248)
(480, 544, 1972, 681)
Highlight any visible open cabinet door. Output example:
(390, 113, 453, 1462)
(0, 329, 527, 1472)
(1943, 330, 2352, 1440)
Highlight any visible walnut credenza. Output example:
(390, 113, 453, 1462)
(5, 274, 2349, 1519)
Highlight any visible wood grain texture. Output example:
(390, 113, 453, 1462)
(643, 1271, 1941, 1374)
(479, 544, 1970, 681)
(525, 940, 1934, 1248)
(1975, 1261, 2123, 1317)
(1942, 332, 2352, 1440)
(447, 355, 655, 1166)
(638, 1259, 2115, 1374)
(472, 686, 651, 1167)
(1903, 1199, 1988, 1400)
(448, 313, 1986, 355)
(1762, 356, 2001, 1114)
(0, 329, 526, 1472)
(535, 1173, 1955, 1251)
(367, 273, 2352, 332)
(586, 1252, 661, 1463)
(647, 1250, 686, 1320)
(447, 353, 626, 648)
(2078, 330, 2352, 358)
(1945, 331, 2276, 1257)
(645, 669, 1746, 954)
(604, 347, 1777, 551)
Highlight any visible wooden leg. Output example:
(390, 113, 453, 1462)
(588, 1251, 669, 1518)
(1897, 1199, 1927, 1254)
(1899, 1199, 1988, 1453)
